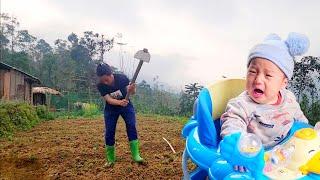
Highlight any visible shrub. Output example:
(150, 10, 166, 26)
(300, 94, 319, 126)
(0, 102, 39, 138)
(82, 103, 100, 117)
(35, 105, 55, 120)
(0, 108, 14, 138)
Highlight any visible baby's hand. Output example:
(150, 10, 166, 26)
(220, 132, 265, 179)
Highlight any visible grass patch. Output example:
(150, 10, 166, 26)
(54, 111, 102, 120)
(137, 113, 189, 124)
(54, 103, 102, 120)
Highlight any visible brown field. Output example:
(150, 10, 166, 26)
(0, 115, 186, 180)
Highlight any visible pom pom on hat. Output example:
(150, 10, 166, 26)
(285, 32, 310, 57)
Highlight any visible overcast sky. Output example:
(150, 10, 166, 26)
(3, 0, 320, 91)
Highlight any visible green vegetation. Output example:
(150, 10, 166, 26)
(139, 113, 189, 124)
(0, 102, 39, 138)
(35, 105, 55, 120)
(0, 101, 103, 138)
(300, 95, 320, 126)
(290, 56, 320, 125)
(179, 83, 203, 117)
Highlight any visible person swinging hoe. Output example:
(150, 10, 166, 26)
(96, 49, 150, 167)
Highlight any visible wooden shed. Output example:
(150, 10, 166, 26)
(0, 62, 41, 103)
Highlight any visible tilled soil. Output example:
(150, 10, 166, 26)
(0, 115, 186, 180)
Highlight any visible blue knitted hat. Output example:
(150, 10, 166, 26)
(248, 32, 310, 79)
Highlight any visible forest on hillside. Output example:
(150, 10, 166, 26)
(0, 14, 202, 117)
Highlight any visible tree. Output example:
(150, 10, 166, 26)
(0, 14, 10, 48)
(54, 39, 69, 53)
(289, 56, 320, 126)
(0, 13, 19, 51)
(97, 35, 114, 63)
(78, 31, 114, 63)
(16, 30, 37, 52)
(79, 31, 98, 59)
(36, 39, 52, 55)
(179, 83, 203, 116)
(2, 51, 32, 73)
(0, 15, 37, 55)
(300, 94, 319, 126)
(67, 32, 79, 47)
(290, 56, 320, 102)
(39, 54, 59, 87)
(0, 33, 9, 48)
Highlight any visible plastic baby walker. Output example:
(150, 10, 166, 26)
(181, 79, 320, 180)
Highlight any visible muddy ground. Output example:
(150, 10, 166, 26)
(0, 115, 186, 180)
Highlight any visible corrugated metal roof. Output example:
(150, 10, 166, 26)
(0, 61, 41, 84)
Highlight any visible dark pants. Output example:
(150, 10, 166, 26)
(104, 104, 138, 146)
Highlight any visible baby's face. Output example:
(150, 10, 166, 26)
(246, 58, 288, 104)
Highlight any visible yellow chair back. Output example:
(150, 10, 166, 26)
(207, 78, 246, 119)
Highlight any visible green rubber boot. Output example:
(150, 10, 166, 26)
(129, 140, 144, 163)
(104, 145, 116, 167)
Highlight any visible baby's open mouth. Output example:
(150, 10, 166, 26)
(253, 88, 264, 97)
